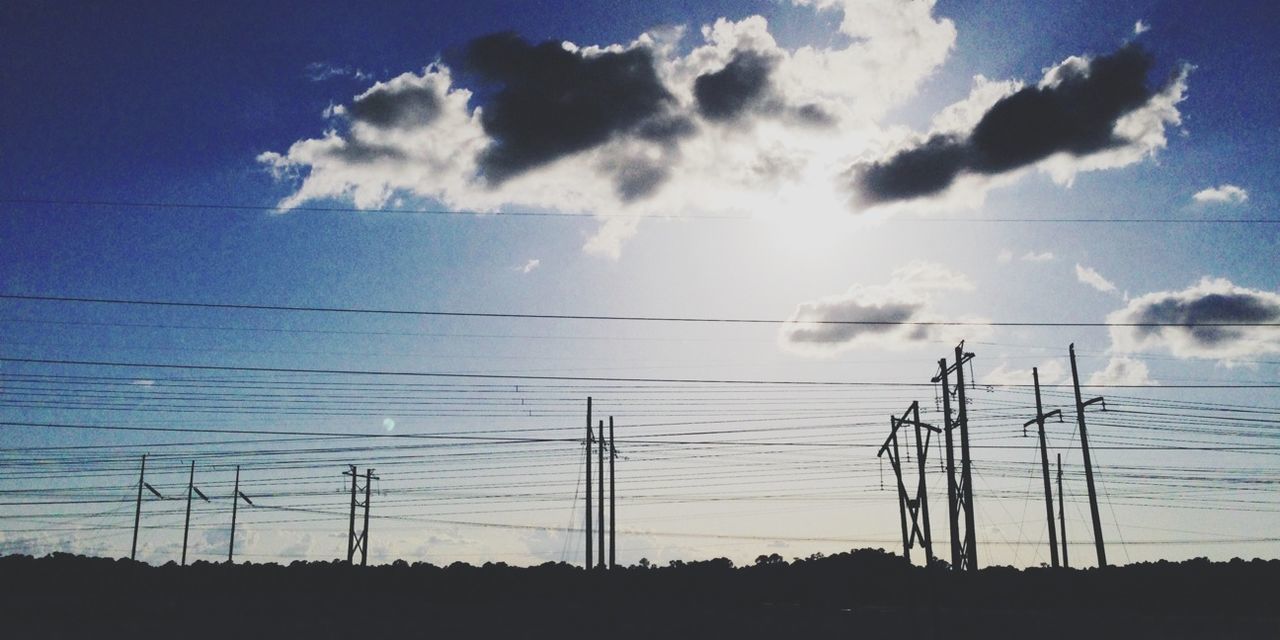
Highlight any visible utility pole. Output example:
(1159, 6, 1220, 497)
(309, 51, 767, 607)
(1057, 453, 1069, 569)
(585, 398, 593, 571)
(131, 454, 146, 561)
(181, 461, 209, 566)
(609, 416, 616, 571)
(878, 401, 940, 566)
(1023, 367, 1062, 567)
(932, 342, 977, 571)
(228, 465, 253, 564)
(937, 357, 960, 568)
(953, 342, 977, 571)
(1069, 343, 1108, 568)
(361, 468, 374, 566)
(344, 466, 378, 565)
(598, 419, 605, 571)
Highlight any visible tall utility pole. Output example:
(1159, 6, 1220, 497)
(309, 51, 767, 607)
(598, 419, 605, 570)
(181, 461, 209, 566)
(878, 401, 940, 565)
(585, 398, 593, 570)
(1057, 453, 1069, 569)
(1069, 343, 1108, 568)
(344, 466, 378, 565)
(1023, 367, 1062, 567)
(609, 416, 616, 571)
(228, 465, 253, 564)
(346, 465, 358, 563)
(937, 357, 960, 568)
(361, 468, 374, 566)
(131, 454, 146, 561)
(933, 343, 977, 571)
(953, 343, 977, 571)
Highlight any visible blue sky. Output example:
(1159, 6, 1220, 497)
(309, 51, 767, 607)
(1, 1, 1278, 568)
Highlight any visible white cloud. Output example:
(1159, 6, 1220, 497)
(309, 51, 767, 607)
(982, 360, 1065, 386)
(260, 1, 957, 258)
(1106, 277, 1280, 362)
(518, 259, 541, 274)
(1089, 356, 1154, 385)
(1192, 184, 1248, 205)
(1020, 250, 1054, 263)
(779, 262, 983, 355)
(1076, 263, 1118, 293)
(1133, 20, 1150, 36)
(996, 249, 1013, 264)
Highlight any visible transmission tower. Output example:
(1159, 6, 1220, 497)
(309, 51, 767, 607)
(932, 341, 977, 571)
(877, 401, 940, 565)
(344, 466, 378, 566)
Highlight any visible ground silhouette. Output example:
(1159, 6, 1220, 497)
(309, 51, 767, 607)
(2, 549, 1276, 639)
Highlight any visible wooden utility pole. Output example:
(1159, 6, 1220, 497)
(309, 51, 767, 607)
(609, 416, 616, 570)
(1024, 367, 1062, 567)
(228, 465, 253, 564)
(597, 419, 605, 570)
(229, 466, 240, 563)
(361, 468, 374, 566)
(1069, 343, 1108, 567)
(937, 358, 960, 568)
(346, 464, 358, 563)
(585, 398, 593, 570)
(131, 454, 146, 561)
(181, 461, 194, 566)
(953, 343, 977, 570)
(1058, 453, 1069, 569)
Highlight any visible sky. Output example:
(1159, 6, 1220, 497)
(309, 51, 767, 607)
(1, 0, 1278, 569)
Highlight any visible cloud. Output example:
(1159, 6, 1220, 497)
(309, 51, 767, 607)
(1020, 250, 1054, 262)
(1192, 184, 1248, 205)
(464, 32, 691, 184)
(346, 77, 442, 129)
(982, 360, 1065, 386)
(1133, 20, 1150, 36)
(850, 44, 1188, 206)
(1106, 278, 1280, 362)
(306, 62, 372, 82)
(779, 261, 981, 355)
(1076, 263, 1118, 293)
(1089, 356, 1154, 385)
(997, 249, 1013, 264)
(518, 258, 541, 274)
(694, 49, 776, 121)
(259, 1, 961, 257)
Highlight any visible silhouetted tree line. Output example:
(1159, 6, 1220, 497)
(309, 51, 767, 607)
(1, 549, 1276, 639)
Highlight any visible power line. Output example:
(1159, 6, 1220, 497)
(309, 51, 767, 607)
(4, 197, 1277, 224)
(3, 356, 1277, 389)
(4, 293, 1279, 328)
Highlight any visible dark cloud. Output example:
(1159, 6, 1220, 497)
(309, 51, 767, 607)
(464, 32, 687, 183)
(783, 298, 925, 347)
(326, 139, 407, 164)
(348, 84, 441, 129)
(853, 44, 1160, 204)
(612, 161, 671, 202)
(694, 50, 776, 121)
(1127, 291, 1280, 347)
(1107, 279, 1280, 361)
(792, 103, 836, 127)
